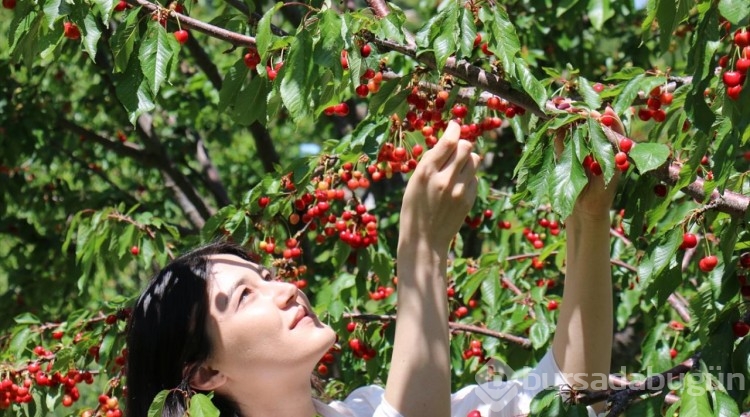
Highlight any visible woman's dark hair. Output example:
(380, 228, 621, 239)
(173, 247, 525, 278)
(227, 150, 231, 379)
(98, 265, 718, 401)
(125, 241, 251, 417)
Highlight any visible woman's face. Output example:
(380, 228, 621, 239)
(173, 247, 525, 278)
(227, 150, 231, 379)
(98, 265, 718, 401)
(201, 254, 336, 386)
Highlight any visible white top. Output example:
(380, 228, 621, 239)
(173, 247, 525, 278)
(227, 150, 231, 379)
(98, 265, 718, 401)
(313, 350, 598, 417)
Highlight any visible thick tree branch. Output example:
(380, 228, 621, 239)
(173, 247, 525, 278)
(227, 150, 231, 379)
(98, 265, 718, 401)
(184, 33, 223, 89)
(343, 312, 532, 348)
(601, 126, 750, 218)
(194, 135, 232, 207)
(249, 122, 281, 173)
(130, 0, 256, 47)
(57, 119, 156, 164)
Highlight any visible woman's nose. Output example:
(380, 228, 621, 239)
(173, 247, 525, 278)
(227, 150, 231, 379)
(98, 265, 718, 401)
(269, 280, 298, 308)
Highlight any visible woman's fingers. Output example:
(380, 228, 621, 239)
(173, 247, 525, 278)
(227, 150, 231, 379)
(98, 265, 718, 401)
(421, 120, 461, 171)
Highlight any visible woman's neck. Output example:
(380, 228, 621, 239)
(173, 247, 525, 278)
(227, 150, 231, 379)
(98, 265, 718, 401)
(232, 376, 318, 417)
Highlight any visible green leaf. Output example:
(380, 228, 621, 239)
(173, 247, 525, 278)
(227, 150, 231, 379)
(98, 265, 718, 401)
(379, 12, 405, 44)
(43, 0, 70, 29)
(529, 388, 562, 415)
(638, 227, 682, 296)
(82, 12, 102, 61)
(94, 0, 114, 27)
(629, 142, 670, 173)
(481, 6, 520, 72)
(280, 31, 313, 122)
(232, 76, 269, 125)
(718, 0, 750, 25)
(218, 59, 250, 112)
(577, 77, 602, 109)
(680, 373, 713, 417)
(110, 7, 140, 73)
(514, 57, 547, 110)
(431, 1, 459, 69)
(457, 8, 477, 59)
(10, 327, 32, 356)
(587, 0, 614, 31)
(14, 312, 41, 324)
(188, 393, 220, 417)
(147, 390, 168, 417)
(139, 23, 175, 96)
(612, 74, 666, 115)
(256, 2, 283, 59)
(587, 119, 615, 183)
(529, 320, 552, 349)
(685, 8, 720, 133)
(114, 53, 155, 124)
(550, 134, 588, 220)
(315, 10, 345, 78)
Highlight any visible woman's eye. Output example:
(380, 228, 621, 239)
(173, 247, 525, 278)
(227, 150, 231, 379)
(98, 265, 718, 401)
(240, 288, 251, 302)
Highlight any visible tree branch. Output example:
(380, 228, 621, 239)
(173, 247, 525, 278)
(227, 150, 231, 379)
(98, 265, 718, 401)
(130, 0, 256, 47)
(343, 312, 532, 348)
(601, 126, 750, 218)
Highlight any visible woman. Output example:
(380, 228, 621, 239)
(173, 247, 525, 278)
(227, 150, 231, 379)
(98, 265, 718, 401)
(126, 120, 617, 417)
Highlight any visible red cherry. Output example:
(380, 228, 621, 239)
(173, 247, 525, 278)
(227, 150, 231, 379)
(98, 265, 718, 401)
(114, 0, 128, 11)
(360, 44, 371, 58)
(63, 22, 81, 40)
(473, 33, 482, 48)
(680, 233, 698, 249)
(660, 92, 673, 105)
(698, 255, 718, 272)
(637, 108, 652, 121)
(52, 330, 64, 340)
(455, 306, 469, 318)
(467, 411, 482, 417)
(451, 104, 468, 119)
(669, 348, 677, 359)
(317, 364, 328, 375)
(723, 71, 742, 87)
(173, 30, 188, 44)
(600, 114, 615, 127)
(589, 161, 603, 176)
(333, 103, 349, 116)
(258, 196, 270, 208)
(652, 109, 666, 122)
(718, 54, 730, 68)
(546, 300, 558, 311)
(734, 30, 750, 48)
(244, 49, 260, 69)
(737, 58, 750, 74)
(593, 82, 605, 93)
(355, 84, 369, 98)
(348, 338, 362, 352)
(619, 137, 633, 153)
(346, 322, 356, 332)
(733, 321, 750, 338)
(727, 85, 743, 101)
(340, 50, 349, 69)
(646, 97, 661, 110)
(62, 395, 73, 407)
(130, 246, 140, 256)
(614, 151, 628, 165)
(740, 252, 750, 267)
(2, 0, 16, 9)
(481, 43, 493, 56)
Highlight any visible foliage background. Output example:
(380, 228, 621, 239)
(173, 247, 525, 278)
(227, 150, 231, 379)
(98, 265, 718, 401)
(1, 0, 750, 415)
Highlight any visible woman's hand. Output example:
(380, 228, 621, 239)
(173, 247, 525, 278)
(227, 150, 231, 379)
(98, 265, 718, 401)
(398, 120, 482, 253)
(568, 106, 625, 221)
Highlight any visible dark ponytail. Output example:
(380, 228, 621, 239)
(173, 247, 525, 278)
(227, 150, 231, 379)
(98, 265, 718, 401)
(125, 241, 250, 417)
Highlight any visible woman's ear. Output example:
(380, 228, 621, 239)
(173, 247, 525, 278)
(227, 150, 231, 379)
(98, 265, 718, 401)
(188, 363, 227, 391)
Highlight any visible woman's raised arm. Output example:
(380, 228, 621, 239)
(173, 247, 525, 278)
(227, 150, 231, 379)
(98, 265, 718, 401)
(384, 121, 481, 417)
(551, 109, 623, 409)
